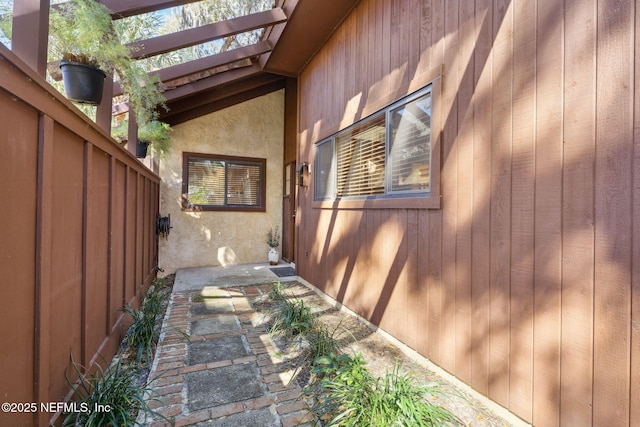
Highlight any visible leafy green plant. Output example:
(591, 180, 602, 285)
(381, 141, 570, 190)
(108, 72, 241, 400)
(49, 0, 167, 129)
(307, 353, 460, 427)
(269, 297, 314, 338)
(270, 281, 287, 302)
(138, 120, 172, 156)
(265, 283, 458, 425)
(266, 225, 280, 248)
(49, 0, 122, 67)
(119, 283, 167, 364)
(307, 324, 342, 362)
(305, 319, 355, 376)
(62, 355, 171, 427)
(112, 119, 172, 157)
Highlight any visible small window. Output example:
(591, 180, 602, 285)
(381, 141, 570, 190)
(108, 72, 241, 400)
(284, 164, 291, 196)
(315, 139, 335, 200)
(314, 82, 437, 205)
(182, 152, 266, 212)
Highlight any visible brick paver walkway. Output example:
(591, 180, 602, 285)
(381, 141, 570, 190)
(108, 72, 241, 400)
(139, 284, 314, 427)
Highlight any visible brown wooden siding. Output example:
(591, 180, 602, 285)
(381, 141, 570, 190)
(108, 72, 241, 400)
(296, 0, 640, 425)
(0, 46, 159, 426)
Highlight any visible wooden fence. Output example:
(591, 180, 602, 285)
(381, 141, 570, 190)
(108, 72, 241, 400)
(0, 45, 159, 426)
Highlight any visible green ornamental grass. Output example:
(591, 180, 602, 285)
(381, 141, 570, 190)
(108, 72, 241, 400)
(61, 356, 170, 427)
(269, 295, 314, 338)
(310, 354, 460, 426)
(119, 284, 167, 364)
(267, 282, 459, 426)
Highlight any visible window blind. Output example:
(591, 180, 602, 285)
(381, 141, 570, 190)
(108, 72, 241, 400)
(187, 158, 225, 205)
(335, 114, 386, 197)
(226, 162, 261, 206)
(186, 157, 262, 207)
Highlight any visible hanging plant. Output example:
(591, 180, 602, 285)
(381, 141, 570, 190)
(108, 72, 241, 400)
(111, 119, 172, 158)
(49, 0, 167, 124)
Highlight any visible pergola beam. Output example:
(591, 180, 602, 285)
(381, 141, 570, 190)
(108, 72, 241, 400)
(128, 8, 287, 59)
(165, 70, 283, 111)
(257, 0, 298, 72)
(113, 41, 272, 96)
(162, 64, 262, 102)
(111, 63, 268, 115)
(158, 41, 272, 84)
(100, 0, 201, 19)
(11, 0, 49, 76)
(162, 78, 285, 125)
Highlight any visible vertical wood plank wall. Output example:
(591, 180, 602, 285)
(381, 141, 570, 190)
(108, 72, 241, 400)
(296, 0, 640, 425)
(0, 47, 159, 426)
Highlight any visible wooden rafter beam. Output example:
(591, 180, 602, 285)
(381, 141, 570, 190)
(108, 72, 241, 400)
(162, 78, 285, 125)
(157, 41, 271, 83)
(128, 8, 287, 59)
(111, 63, 268, 114)
(11, 0, 50, 76)
(257, 0, 299, 72)
(100, 0, 201, 19)
(161, 63, 262, 102)
(165, 71, 283, 112)
(113, 41, 272, 96)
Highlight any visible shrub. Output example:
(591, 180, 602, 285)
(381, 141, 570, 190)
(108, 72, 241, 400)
(269, 297, 314, 338)
(270, 281, 288, 302)
(307, 354, 460, 426)
(119, 283, 167, 364)
(266, 283, 459, 426)
(61, 356, 169, 427)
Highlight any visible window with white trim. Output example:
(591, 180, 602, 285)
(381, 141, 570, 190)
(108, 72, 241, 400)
(315, 85, 434, 201)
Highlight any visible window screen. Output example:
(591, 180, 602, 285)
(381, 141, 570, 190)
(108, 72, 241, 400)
(388, 91, 431, 193)
(315, 140, 335, 199)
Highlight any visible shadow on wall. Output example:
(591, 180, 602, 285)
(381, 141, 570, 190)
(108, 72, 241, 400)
(297, 1, 637, 426)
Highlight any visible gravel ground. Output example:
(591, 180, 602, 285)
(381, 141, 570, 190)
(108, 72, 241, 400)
(252, 281, 523, 427)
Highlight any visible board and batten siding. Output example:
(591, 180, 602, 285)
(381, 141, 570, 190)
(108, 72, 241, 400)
(0, 45, 159, 426)
(296, 0, 640, 425)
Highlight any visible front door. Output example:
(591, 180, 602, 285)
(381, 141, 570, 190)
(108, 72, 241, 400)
(281, 162, 295, 262)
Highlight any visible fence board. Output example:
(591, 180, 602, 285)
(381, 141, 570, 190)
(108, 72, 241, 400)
(0, 45, 159, 426)
(35, 114, 54, 427)
(110, 160, 127, 329)
(632, 2, 640, 424)
(84, 146, 111, 361)
(0, 89, 38, 427)
(50, 124, 85, 400)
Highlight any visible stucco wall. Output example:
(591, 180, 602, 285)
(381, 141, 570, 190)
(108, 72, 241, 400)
(158, 90, 284, 275)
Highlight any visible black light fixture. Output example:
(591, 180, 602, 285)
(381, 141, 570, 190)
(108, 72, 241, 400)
(296, 162, 310, 187)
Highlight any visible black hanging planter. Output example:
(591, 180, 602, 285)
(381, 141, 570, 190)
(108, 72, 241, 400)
(60, 61, 107, 105)
(136, 140, 150, 158)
